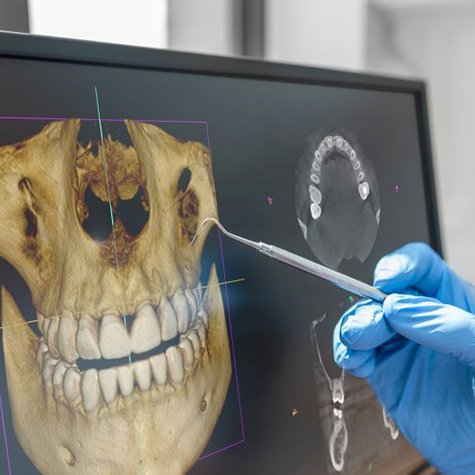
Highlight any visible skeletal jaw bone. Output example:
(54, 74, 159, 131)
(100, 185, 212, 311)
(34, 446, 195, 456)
(0, 120, 231, 474)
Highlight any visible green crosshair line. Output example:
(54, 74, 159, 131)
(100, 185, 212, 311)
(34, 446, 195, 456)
(94, 87, 147, 475)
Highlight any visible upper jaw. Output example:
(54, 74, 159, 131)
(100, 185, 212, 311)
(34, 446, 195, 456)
(36, 284, 210, 413)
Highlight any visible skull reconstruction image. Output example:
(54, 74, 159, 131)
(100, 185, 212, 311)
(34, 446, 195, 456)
(0, 120, 232, 474)
(295, 132, 381, 269)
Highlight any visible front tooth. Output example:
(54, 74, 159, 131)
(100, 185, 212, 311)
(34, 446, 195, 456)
(197, 309, 208, 328)
(77, 313, 101, 359)
(99, 314, 131, 359)
(150, 353, 167, 385)
(52, 361, 70, 387)
(171, 292, 191, 334)
(133, 360, 151, 391)
(179, 337, 195, 370)
(166, 346, 184, 384)
(46, 316, 60, 358)
(310, 173, 320, 185)
(158, 297, 178, 341)
(63, 367, 81, 405)
(99, 368, 118, 405)
(131, 303, 161, 354)
(117, 365, 134, 397)
(58, 314, 79, 363)
(81, 369, 101, 412)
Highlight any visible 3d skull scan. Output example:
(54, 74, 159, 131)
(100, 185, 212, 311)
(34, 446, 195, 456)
(0, 120, 232, 474)
(295, 132, 381, 269)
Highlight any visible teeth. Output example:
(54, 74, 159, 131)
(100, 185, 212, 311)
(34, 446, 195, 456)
(312, 161, 321, 172)
(77, 314, 101, 359)
(42, 353, 58, 382)
(197, 309, 208, 328)
(171, 292, 190, 334)
(325, 136, 334, 148)
(63, 367, 81, 406)
(187, 330, 201, 358)
(353, 160, 361, 170)
(52, 361, 70, 387)
(310, 173, 320, 185)
(46, 316, 60, 358)
(57, 314, 79, 363)
(133, 360, 152, 391)
(185, 289, 198, 317)
(310, 203, 322, 220)
(99, 368, 118, 405)
(350, 149, 356, 161)
(179, 337, 195, 370)
(336, 137, 343, 149)
(130, 303, 161, 354)
(42, 315, 50, 339)
(117, 365, 134, 397)
(150, 353, 167, 385)
(99, 314, 131, 359)
(358, 182, 369, 200)
(166, 346, 184, 384)
(308, 185, 322, 205)
(158, 297, 178, 341)
(314, 150, 322, 162)
(81, 369, 101, 412)
(357, 171, 365, 182)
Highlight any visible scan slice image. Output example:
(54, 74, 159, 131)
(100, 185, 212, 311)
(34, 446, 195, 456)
(310, 313, 402, 474)
(0, 120, 231, 474)
(295, 132, 381, 269)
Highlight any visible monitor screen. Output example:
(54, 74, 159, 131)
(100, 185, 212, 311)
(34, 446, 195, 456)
(0, 33, 439, 475)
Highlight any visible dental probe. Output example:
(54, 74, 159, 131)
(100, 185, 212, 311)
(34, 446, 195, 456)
(192, 218, 387, 303)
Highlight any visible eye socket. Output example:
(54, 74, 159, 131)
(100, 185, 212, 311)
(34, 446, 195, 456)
(178, 168, 192, 194)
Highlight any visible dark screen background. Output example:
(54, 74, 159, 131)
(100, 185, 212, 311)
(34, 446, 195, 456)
(0, 55, 431, 474)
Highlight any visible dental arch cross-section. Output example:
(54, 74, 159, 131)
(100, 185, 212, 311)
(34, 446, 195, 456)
(0, 120, 232, 474)
(295, 131, 381, 269)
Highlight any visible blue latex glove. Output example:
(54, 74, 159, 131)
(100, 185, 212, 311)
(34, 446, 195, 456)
(333, 242, 475, 475)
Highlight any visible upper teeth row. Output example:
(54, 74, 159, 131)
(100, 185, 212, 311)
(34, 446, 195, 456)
(37, 286, 204, 363)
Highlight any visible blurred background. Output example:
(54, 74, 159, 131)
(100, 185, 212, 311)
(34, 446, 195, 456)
(1, 0, 474, 281)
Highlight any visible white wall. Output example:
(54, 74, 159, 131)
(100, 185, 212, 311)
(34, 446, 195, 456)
(366, 1, 475, 280)
(265, 0, 368, 70)
(168, 0, 240, 56)
(28, 0, 167, 48)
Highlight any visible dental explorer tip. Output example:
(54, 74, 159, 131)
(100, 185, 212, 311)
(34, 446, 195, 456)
(191, 217, 220, 246)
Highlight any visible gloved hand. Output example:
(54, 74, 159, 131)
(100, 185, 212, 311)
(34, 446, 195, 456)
(333, 242, 475, 475)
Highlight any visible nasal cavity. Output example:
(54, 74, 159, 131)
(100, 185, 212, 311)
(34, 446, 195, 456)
(117, 186, 149, 237)
(82, 186, 113, 242)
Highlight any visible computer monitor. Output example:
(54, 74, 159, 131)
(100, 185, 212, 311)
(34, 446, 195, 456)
(0, 32, 440, 474)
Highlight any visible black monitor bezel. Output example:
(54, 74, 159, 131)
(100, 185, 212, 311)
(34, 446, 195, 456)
(0, 31, 438, 472)
(0, 32, 442, 256)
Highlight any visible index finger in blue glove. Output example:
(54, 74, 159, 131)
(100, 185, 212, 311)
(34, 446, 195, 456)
(339, 300, 396, 351)
(374, 242, 444, 296)
(384, 293, 475, 366)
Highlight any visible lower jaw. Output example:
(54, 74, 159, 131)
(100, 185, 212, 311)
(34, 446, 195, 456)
(2, 264, 232, 475)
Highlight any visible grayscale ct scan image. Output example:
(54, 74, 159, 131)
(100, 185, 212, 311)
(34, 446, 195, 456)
(310, 313, 402, 474)
(295, 132, 381, 269)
